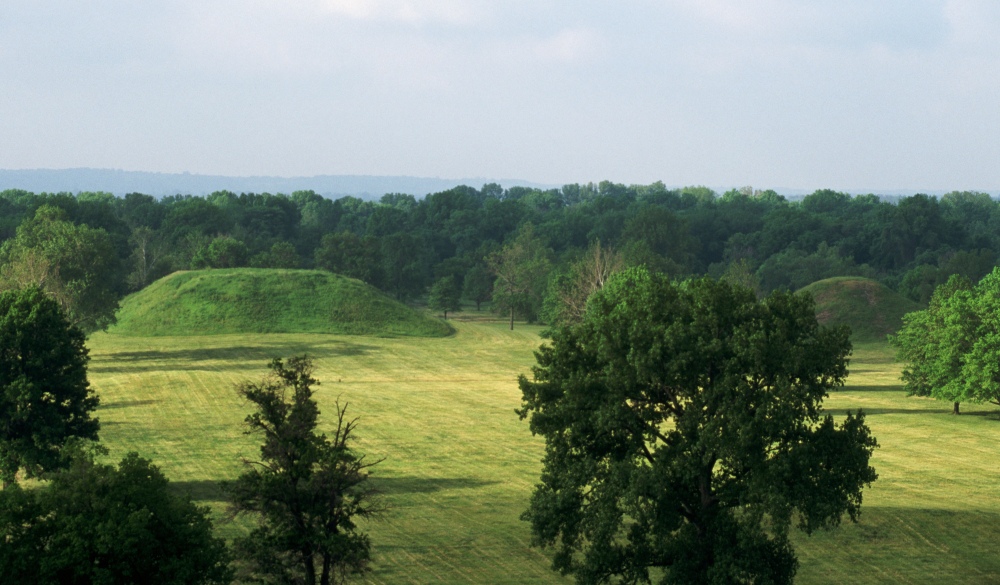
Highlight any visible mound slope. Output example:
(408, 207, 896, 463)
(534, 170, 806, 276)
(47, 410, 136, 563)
(110, 269, 453, 337)
(798, 276, 920, 342)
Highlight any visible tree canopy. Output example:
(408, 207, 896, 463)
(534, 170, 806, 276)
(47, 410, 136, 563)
(227, 356, 382, 585)
(0, 286, 99, 485)
(892, 268, 1000, 412)
(518, 268, 878, 584)
(0, 205, 122, 332)
(0, 446, 232, 585)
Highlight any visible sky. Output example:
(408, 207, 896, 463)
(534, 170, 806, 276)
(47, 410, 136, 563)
(2, 1, 999, 192)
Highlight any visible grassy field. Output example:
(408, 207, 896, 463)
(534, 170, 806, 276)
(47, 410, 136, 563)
(86, 317, 1000, 584)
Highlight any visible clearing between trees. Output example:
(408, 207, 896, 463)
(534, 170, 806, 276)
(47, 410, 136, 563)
(86, 319, 1000, 584)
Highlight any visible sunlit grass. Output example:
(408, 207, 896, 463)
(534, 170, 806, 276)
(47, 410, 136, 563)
(86, 327, 1000, 584)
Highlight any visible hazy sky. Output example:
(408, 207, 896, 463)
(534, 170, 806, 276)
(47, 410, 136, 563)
(2, 1, 999, 191)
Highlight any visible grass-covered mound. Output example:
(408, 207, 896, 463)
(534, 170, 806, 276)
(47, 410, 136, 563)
(798, 276, 920, 342)
(109, 268, 452, 337)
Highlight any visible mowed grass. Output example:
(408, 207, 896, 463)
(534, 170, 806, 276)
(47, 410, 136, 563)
(86, 321, 1000, 584)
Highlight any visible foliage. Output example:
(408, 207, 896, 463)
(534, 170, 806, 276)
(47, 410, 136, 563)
(3, 184, 1000, 337)
(462, 264, 493, 311)
(227, 356, 382, 585)
(488, 224, 552, 329)
(892, 269, 1000, 411)
(0, 446, 232, 585)
(756, 243, 874, 293)
(0, 286, 99, 485)
(110, 268, 453, 337)
(518, 268, 878, 585)
(428, 275, 462, 319)
(0, 205, 122, 332)
(542, 240, 624, 326)
(251, 241, 302, 269)
(719, 257, 761, 298)
(799, 277, 920, 342)
(192, 235, 250, 269)
(314, 231, 382, 285)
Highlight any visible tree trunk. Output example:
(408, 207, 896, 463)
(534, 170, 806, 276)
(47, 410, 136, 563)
(443, 310, 448, 320)
(953, 401, 960, 415)
(320, 555, 332, 585)
(305, 554, 317, 585)
(510, 307, 514, 330)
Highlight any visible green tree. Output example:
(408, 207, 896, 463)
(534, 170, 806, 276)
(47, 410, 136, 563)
(720, 257, 761, 298)
(314, 231, 382, 286)
(125, 225, 165, 291)
(0, 205, 121, 332)
(227, 356, 382, 585)
(0, 287, 99, 486)
(462, 264, 493, 311)
(251, 241, 301, 269)
(192, 235, 249, 269)
(518, 268, 878, 585)
(428, 275, 461, 319)
(488, 224, 552, 329)
(543, 240, 623, 326)
(0, 446, 232, 584)
(890, 274, 973, 414)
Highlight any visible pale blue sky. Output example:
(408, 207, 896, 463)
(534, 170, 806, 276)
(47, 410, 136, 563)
(2, 1, 998, 192)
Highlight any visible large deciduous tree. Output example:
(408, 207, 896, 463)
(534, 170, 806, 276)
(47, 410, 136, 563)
(0, 447, 232, 585)
(0, 286, 99, 486)
(488, 224, 551, 329)
(518, 268, 878, 585)
(893, 268, 1000, 413)
(0, 205, 121, 332)
(428, 275, 461, 319)
(227, 356, 382, 585)
(890, 274, 974, 414)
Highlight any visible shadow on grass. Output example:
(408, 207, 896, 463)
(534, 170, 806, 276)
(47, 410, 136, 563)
(90, 340, 379, 374)
(98, 399, 159, 410)
(371, 476, 499, 495)
(840, 385, 904, 392)
(170, 480, 229, 502)
(168, 476, 498, 504)
(837, 407, 951, 416)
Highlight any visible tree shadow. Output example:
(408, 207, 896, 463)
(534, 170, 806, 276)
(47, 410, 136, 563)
(170, 480, 229, 502)
(370, 476, 499, 495)
(837, 407, 951, 416)
(840, 385, 902, 393)
(167, 476, 499, 504)
(90, 340, 378, 374)
(98, 399, 159, 410)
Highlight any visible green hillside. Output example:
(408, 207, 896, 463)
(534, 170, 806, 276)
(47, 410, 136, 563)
(799, 276, 920, 342)
(109, 268, 452, 337)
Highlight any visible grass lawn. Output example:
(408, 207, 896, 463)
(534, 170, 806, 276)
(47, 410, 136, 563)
(86, 321, 1000, 584)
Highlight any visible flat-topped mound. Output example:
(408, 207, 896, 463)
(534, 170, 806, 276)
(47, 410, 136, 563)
(110, 269, 453, 337)
(798, 276, 920, 342)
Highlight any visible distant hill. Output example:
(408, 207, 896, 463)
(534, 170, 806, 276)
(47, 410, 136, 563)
(109, 269, 453, 337)
(0, 168, 552, 199)
(798, 277, 920, 342)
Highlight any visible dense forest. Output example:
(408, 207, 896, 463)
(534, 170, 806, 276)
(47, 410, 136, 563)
(0, 182, 995, 329)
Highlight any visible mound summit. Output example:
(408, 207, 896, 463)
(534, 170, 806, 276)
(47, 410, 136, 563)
(110, 268, 453, 337)
(799, 276, 919, 342)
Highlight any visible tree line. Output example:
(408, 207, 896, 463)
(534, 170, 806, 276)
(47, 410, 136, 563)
(1, 184, 998, 331)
